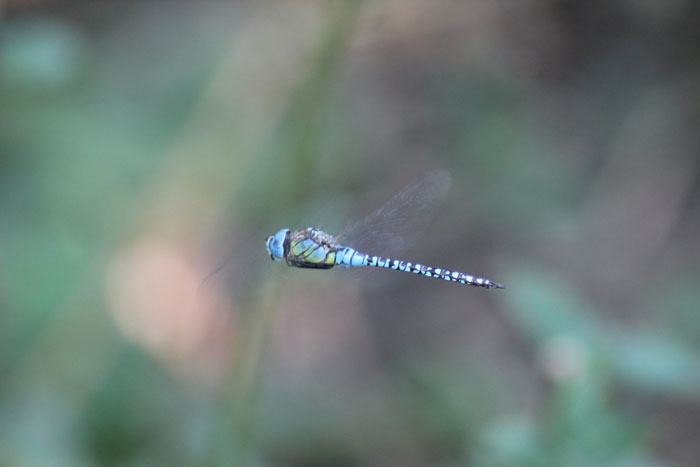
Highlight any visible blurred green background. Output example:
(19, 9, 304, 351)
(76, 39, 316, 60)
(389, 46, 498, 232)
(2, 1, 700, 466)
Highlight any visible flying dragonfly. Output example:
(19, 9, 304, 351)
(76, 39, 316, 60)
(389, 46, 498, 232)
(265, 170, 504, 289)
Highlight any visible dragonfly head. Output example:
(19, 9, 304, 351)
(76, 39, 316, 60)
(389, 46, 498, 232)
(265, 228, 290, 261)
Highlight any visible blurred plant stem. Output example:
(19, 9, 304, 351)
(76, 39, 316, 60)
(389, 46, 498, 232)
(250, 0, 364, 215)
(209, 1, 364, 465)
(212, 282, 280, 466)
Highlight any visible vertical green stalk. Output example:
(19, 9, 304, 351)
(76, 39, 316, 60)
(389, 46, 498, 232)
(212, 1, 364, 465)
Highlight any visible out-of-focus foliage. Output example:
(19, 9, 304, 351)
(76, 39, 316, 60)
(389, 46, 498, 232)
(1, 1, 700, 466)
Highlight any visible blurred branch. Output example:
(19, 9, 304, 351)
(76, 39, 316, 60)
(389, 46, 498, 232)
(209, 2, 365, 465)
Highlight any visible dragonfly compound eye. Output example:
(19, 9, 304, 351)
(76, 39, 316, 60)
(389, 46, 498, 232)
(266, 228, 289, 261)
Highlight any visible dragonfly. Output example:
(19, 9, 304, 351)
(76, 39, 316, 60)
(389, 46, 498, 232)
(265, 170, 504, 289)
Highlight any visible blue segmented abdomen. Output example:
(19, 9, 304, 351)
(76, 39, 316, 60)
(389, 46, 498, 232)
(334, 246, 504, 289)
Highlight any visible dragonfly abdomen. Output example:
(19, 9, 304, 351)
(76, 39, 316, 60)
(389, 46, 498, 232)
(335, 246, 504, 289)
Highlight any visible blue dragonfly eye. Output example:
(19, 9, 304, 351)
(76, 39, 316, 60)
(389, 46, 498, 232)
(266, 228, 289, 261)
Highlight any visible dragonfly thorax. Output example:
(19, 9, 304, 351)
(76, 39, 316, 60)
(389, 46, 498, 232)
(265, 228, 290, 261)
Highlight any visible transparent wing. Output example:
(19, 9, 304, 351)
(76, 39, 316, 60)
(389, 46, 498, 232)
(199, 228, 272, 302)
(337, 169, 452, 258)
